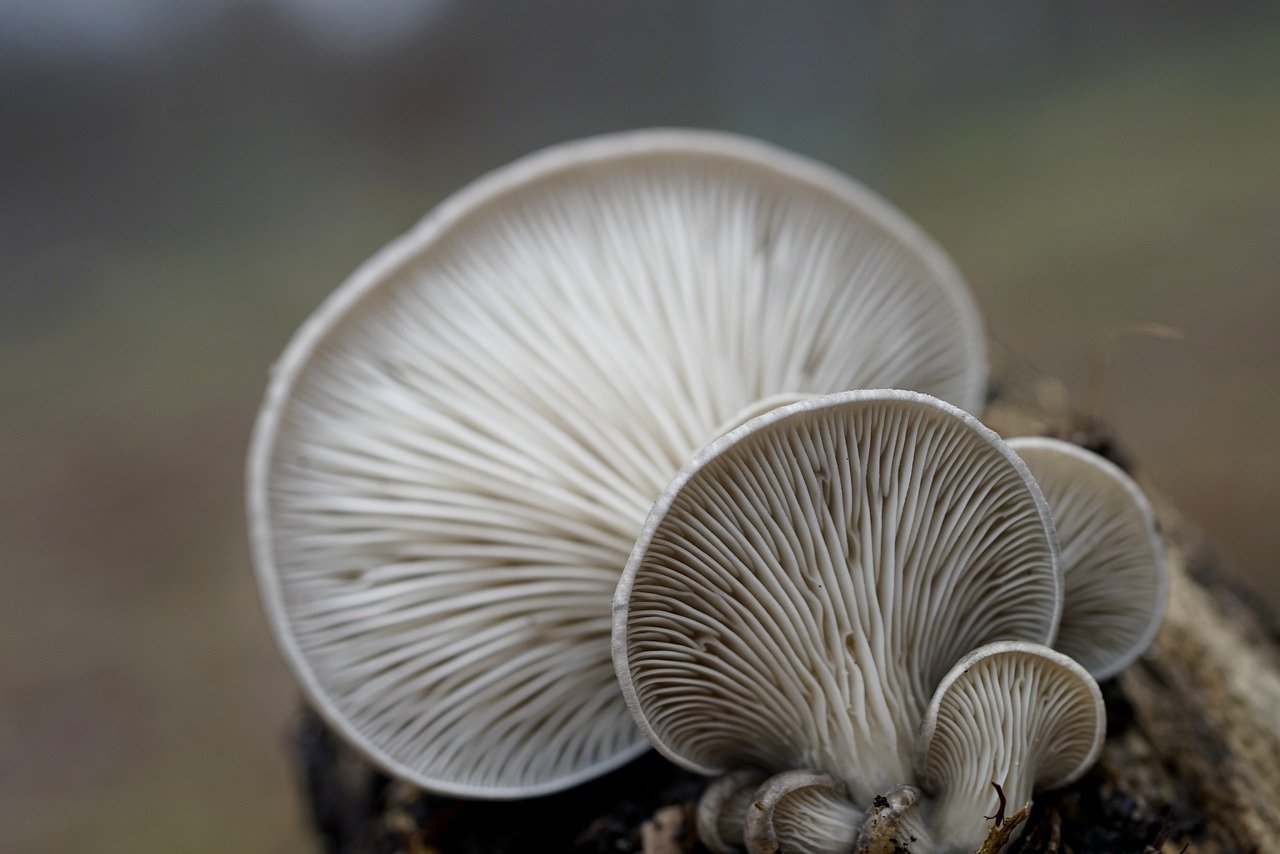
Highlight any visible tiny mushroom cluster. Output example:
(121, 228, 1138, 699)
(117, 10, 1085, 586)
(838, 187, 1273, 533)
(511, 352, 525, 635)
(613, 391, 1165, 852)
(248, 129, 1168, 850)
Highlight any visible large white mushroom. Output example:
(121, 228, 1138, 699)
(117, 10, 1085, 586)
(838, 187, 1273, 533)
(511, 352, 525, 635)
(613, 390, 1061, 807)
(1007, 437, 1168, 679)
(247, 130, 989, 797)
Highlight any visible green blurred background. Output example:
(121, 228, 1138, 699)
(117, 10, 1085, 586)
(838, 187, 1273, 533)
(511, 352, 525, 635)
(3, 2, 1278, 850)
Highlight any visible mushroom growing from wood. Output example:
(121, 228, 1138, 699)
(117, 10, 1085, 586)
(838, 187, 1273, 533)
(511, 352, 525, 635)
(1008, 436, 1168, 679)
(902, 641, 1105, 852)
(613, 390, 1062, 812)
(247, 130, 989, 797)
(692, 648, 1105, 854)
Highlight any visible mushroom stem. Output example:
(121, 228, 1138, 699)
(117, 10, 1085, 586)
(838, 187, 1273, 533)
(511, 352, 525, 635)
(854, 784, 922, 854)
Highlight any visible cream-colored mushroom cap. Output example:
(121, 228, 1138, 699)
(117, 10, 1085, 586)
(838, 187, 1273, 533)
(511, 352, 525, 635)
(913, 641, 1105, 852)
(613, 390, 1060, 804)
(247, 130, 989, 797)
(744, 770, 860, 854)
(697, 768, 768, 854)
(1008, 437, 1168, 679)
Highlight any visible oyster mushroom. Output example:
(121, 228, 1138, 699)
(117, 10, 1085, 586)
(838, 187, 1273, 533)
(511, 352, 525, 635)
(612, 390, 1061, 809)
(906, 641, 1105, 852)
(1008, 436, 1168, 678)
(698, 768, 768, 854)
(744, 770, 861, 854)
(248, 130, 989, 797)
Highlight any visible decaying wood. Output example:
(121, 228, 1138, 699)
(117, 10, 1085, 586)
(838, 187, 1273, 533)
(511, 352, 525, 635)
(291, 389, 1280, 853)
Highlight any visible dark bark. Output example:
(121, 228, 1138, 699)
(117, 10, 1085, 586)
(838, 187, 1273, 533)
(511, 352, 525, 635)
(292, 711, 704, 853)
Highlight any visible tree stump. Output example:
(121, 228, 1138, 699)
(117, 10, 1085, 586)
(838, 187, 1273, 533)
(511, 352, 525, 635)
(288, 388, 1280, 853)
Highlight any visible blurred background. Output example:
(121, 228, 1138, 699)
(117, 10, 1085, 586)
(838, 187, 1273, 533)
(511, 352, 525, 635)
(3, 1, 1278, 850)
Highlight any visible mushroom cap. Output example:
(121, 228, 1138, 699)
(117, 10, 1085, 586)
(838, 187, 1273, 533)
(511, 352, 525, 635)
(248, 130, 990, 798)
(1008, 437, 1168, 679)
(914, 641, 1105, 851)
(613, 390, 1060, 802)
(697, 768, 768, 854)
(743, 770, 860, 854)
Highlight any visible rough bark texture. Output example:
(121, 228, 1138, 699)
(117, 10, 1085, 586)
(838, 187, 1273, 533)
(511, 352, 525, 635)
(290, 387, 1280, 853)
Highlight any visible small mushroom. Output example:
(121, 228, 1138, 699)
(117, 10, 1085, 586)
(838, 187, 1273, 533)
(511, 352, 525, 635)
(698, 768, 767, 853)
(249, 130, 990, 796)
(613, 390, 1061, 805)
(910, 641, 1105, 852)
(744, 770, 861, 854)
(1008, 436, 1168, 678)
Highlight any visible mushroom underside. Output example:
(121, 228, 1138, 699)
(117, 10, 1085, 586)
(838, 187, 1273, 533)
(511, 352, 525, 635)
(251, 130, 990, 796)
(616, 391, 1061, 803)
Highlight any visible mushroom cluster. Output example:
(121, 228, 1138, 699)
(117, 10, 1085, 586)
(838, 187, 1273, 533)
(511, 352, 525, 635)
(613, 391, 1164, 852)
(248, 129, 988, 797)
(247, 129, 1167, 849)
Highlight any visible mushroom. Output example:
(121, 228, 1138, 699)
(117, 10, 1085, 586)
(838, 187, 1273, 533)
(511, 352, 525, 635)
(907, 641, 1105, 852)
(1007, 436, 1168, 678)
(697, 768, 767, 854)
(744, 770, 861, 854)
(612, 390, 1061, 808)
(248, 130, 989, 796)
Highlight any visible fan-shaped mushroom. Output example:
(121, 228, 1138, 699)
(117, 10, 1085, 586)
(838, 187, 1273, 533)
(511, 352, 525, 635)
(698, 768, 768, 854)
(613, 390, 1060, 806)
(908, 641, 1105, 852)
(248, 130, 989, 796)
(1008, 437, 1168, 678)
(744, 770, 861, 854)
